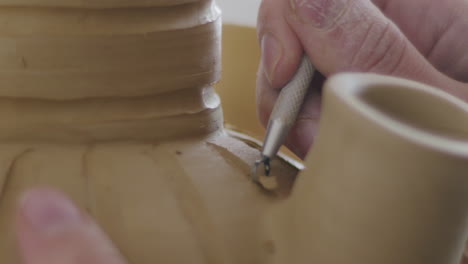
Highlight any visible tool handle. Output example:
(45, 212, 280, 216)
(261, 56, 315, 159)
(270, 56, 315, 125)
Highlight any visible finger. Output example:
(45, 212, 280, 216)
(462, 244, 468, 264)
(257, 0, 468, 159)
(16, 188, 126, 264)
(286, 0, 467, 99)
(257, 0, 304, 89)
(257, 0, 324, 159)
(256, 0, 304, 127)
(257, 0, 327, 159)
(372, 0, 468, 82)
(257, 61, 324, 159)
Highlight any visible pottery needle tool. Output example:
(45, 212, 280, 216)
(251, 55, 315, 183)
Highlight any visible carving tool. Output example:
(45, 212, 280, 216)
(251, 55, 315, 182)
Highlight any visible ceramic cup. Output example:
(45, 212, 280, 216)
(271, 73, 468, 264)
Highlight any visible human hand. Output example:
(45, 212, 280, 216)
(16, 188, 127, 264)
(256, 0, 468, 159)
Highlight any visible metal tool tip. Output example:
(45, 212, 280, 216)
(264, 158, 271, 177)
(251, 156, 271, 182)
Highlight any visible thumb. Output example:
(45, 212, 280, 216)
(257, 0, 468, 158)
(16, 188, 126, 264)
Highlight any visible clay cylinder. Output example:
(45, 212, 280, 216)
(0, 0, 220, 99)
(0, 1, 301, 264)
(272, 73, 468, 264)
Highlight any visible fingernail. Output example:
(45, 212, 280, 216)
(21, 190, 82, 234)
(290, 0, 347, 29)
(261, 33, 283, 84)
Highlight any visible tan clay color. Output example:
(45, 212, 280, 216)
(270, 73, 468, 264)
(216, 24, 298, 159)
(216, 24, 263, 138)
(0, 1, 220, 99)
(0, 0, 467, 264)
(0, 0, 199, 8)
(0, 1, 299, 263)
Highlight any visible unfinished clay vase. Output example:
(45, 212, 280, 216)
(0, 1, 299, 263)
(270, 73, 468, 264)
(0, 1, 467, 264)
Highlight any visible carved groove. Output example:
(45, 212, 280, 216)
(149, 145, 226, 264)
(0, 148, 33, 204)
(81, 144, 94, 215)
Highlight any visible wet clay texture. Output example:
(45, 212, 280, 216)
(0, 1, 467, 264)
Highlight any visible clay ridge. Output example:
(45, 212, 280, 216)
(0, 0, 201, 9)
(0, 1, 219, 36)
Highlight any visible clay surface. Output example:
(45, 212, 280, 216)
(270, 74, 468, 264)
(0, 0, 467, 264)
(0, 1, 299, 263)
(0, 1, 220, 99)
(0, 134, 299, 264)
(0, 0, 198, 8)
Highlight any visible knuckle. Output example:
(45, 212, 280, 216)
(349, 20, 407, 74)
(289, 0, 351, 30)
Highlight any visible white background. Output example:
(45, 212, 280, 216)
(216, 0, 262, 27)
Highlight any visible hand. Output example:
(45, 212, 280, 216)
(256, 0, 468, 159)
(16, 188, 127, 264)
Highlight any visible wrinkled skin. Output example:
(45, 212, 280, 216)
(256, 0, 468, 159)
